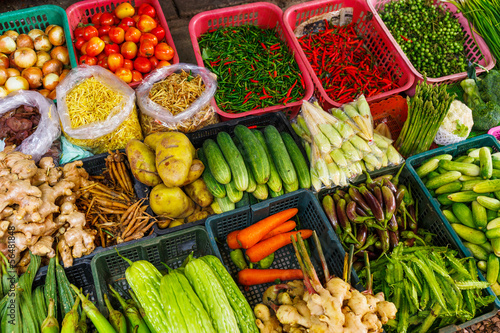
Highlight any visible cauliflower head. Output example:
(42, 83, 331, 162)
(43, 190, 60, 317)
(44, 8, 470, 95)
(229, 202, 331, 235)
(441, 100, 473, 137)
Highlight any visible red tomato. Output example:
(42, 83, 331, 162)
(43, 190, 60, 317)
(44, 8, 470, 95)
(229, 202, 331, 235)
(91, 13, 102, 26)
(131, 70, 143, 82)
(156, 60, 171, 68)
(137, 3, 156, 18)
(74, 26, 85, 39)
(137, 15, 157, 33)
(132, 15, 141, 23)
(150, 26, 165, 42)
(115, 3, 135, 19)
(108, 53, 124, 72)
(109, 27, 125, 44)
(104, 43, 120, 56)
(98, 25, 111, 37)
(101, 35, 112, 44)
(75, 37, 86, 51)
(149, 55, 159, 68)
(83, 26, 99, 41)
(154, 43, 174, 61)
(86, 36, 105, 57)
(121, 17, 136, 28)
(121, 41, 138, 60)
(112, 12, 121, 25)
(139, 33, 158, 46)
(99, 13, 115, 26)
(97, 52, 107, 61)
(134, 57, 152, 73)
(80, 55, 97, 65)
(81, 41, 89, 55)
(115, 67, 132, 83)
(125, 27, 141, 43)
(123, 59, 134, 70)
(138, 41, 155, 58)
(98, 56, 109, 69)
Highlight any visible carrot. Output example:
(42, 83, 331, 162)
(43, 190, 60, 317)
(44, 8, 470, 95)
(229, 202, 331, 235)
(227, 230, 241, 249)
(261, 220, 297, 241)
(246, 230, 313, 263)
(238, 268, 304, 286)
(237, 208, 298, 249)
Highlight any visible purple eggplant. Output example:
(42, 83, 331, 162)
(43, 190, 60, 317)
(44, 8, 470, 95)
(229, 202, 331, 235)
(344, 194, 352, 204)
(408, 204, 417, 225)
(355, 250, 377, 260)
(383, 178, 398, 193)
(336, 199, 349, 229)
(348, 187, 373, 215)
(356, 206, 368, 217)
(382, 186, 396, 221)
(359, 186, 385, 223)
(388, 215, 398, 232)
(333, 193, 342, 204)
(374, 240, 383, 250)
(376, 229, 390, 256)
(389, 231, 399, 251)
(355, 234, 378, 253)
(336, 189, 346, 198)
(396, 187, 406, 209)
(401, 231, 426, 245)
(346, 201, 371, 223)
(404, 238, 416, 247)
(355, 224, 368, 249)
(373, 174, 393, 183)
(322, 195, 339, 232)
(396, 215, 404, 229)
(373, 186, 384, 209)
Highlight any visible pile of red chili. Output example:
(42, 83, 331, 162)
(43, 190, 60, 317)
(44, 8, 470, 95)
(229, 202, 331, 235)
(297, 21, 398, 104)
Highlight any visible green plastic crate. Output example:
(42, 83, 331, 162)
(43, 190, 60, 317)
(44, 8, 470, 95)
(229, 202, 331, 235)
(0, 5, 77, 69)
(91, 226, 217, 314)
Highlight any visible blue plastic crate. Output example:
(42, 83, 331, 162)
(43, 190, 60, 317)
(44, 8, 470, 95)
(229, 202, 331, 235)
(406, 134, 500, 311)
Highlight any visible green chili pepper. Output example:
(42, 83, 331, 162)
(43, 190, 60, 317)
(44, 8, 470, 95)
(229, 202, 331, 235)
(230, 249, 248, 270)
(258, 253, 275, 269)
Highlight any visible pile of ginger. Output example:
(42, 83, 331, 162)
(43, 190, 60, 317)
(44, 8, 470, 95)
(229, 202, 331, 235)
(0, 147, 96, 269)
(254, 233, 397, 333)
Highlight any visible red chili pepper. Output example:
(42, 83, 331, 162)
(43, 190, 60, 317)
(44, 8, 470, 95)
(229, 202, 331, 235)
(249, 79, 259, 83)
(244, 91, 252, 99)
(286, 79, 298, 98)
(260, 95, 273, 100)
(260, 42, 267, 49)
(224, 61, 236, 65)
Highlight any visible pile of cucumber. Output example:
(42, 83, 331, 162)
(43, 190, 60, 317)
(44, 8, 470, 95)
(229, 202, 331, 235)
(416, 146, 500, 294)
(199, 125, 311, 213)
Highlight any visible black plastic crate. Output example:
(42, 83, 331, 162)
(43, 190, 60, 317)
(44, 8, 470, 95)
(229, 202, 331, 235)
(155, 111, 310, 236)
(90, 226, 217, 315)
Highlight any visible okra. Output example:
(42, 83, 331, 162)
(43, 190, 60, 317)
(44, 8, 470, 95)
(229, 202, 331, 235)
(71, 285, 117, 333)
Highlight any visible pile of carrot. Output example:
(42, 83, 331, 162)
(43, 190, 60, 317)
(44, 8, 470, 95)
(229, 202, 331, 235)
(226, 207, 313, 286)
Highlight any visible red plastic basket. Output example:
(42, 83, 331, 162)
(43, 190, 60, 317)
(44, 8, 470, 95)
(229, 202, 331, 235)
(65, 0, 179, 88)
(369, 94, 407, 141)
(188, 2, 314, 121)
(283, 0, 415, 110)
(367, 0, 496, 94)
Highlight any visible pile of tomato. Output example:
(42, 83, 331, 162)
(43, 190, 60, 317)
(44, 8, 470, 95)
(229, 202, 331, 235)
(72, 2, 175, 84)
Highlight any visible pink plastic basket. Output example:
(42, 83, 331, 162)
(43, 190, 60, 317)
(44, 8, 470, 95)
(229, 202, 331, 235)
(189, 2, 314, 121)
(367, 0, 496, 94)
(66, 0, 179, 88)
(488, 126, 500, 140)
(283, 0, 415, 110)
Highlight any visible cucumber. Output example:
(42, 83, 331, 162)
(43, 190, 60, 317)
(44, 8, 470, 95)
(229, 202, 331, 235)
(472, 200, 488, 230)
(487, 254, 500, 284)
(487, 209, 498, 221)
(460, 175, 482, 181)
(234, 125, 270, 185)
(480, 147, 493, 179)
(492, 160, 500, 170)
(437, 167, 448, 174)
(203, 139, 232, 185)
(451, 224, 487, 244)
(217, 132, 248, 191)
(235, 142, 257, 193)
(461, 180, 483, 191)
(283, 178, 299, 193)
(225, 180, 243, 203)
(252, 184, 268, 200)
(462, 157, 475, 164)
(495, 191, 500, 200)
(447, 191, 481, 203)
(480, 241, 494, 253)
(486, 228, 500, 239)
(473, 179, 500, 193)
(442, 209, 460, 223)
(252, 130, 282, 193)
(492, 238, 500, 256)
(435, 182, 462, 195)
(452, 203, 475, 228)
(439, 160, 480, 176)
(426, 171, 462, 189)
(269, 187, 284, 198)
(264, 126, 297, 185)
(469, 147, 492, 158)
(211, 201, 223, 214)
(437, 193, 454, 205)
(478, 261, 487, 272)
(235, 192, 250, 209)
(424, 154, 453, 163)
(427, 171, 441, 180)
(216, 196, 235, 213)
(416, 159, 440, 178)
(488, 217, 500, 230)
(198, 148, 226, 198)
(477, 196, 500, 210)
(280, 132, 311, 189)
(463, 242, 490, 261)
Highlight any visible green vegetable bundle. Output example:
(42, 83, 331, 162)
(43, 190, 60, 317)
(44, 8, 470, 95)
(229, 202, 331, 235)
(415, 146, 500, 299)
(395, 80, 455, 157)
(201, 124, 311, 213)
(362, 244, 495, 333)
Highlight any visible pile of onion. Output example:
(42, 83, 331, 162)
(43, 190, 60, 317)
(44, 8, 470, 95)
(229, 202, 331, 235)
(0, 25, 70, 98)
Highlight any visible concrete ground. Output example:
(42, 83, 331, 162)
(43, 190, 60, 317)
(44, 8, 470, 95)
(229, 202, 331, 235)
(2, 0, 306, 64)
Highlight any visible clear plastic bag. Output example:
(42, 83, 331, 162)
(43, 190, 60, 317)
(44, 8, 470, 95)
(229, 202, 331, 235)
(136, 63, 218, 134)
(56, 65, 143, 154)
(0, 90, 60, 161)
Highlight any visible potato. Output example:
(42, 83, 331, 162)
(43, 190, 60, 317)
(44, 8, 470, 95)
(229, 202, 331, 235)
(185, 210, 211, 224)
(150, 184, 195, 218)
(169, 219, 184, 228)
(184, 179, 214, 208)
(125, 139, 162, 187)
(145, 131, 195, 157)
(181, 159, 205, 186)
(156, 133, 193, 187)
(157, 217, 172, 229)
